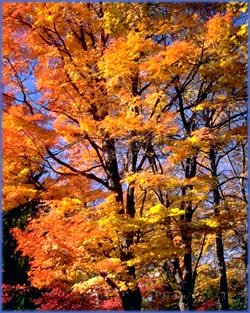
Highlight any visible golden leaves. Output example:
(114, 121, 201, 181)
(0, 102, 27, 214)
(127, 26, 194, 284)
(142, 41, 201, 84)
(3, 3, 247, 302)
(200, 9, 247, 89)
(94, 258, 125, 273)
(205, 12, 233, 45)
(72, 276, 104, 293)
(99, 31, 155, 92)
(2, 106, 55, 211)
(3, 186, 37, 211)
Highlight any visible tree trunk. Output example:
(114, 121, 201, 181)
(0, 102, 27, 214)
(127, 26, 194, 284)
(179, 293, 192, 312)
(120, 138, 142, 311)
(209, 147, 229, 310)
(179, 254, 193, 311)
(102, 135, 142, 311)
(119, 287, 142, 310)
(179, 206, 193, 311)
(215, 228, 229, 310)
(102, 136, 123, 204)
(170, 255, 193, 311)
(172, 87, 196, 311)
(177, 157, 196, 311)
(165, 157, 196, 311)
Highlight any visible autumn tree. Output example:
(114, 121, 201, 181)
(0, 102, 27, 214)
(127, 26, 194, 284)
(141, 3, 247, 310)
(3, 2, 247, 311)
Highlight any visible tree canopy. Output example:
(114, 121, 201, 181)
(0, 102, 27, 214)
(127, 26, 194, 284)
(2, 2, 247, 311)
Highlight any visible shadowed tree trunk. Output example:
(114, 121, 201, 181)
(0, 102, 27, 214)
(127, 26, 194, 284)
(120, 287, 142, 310)
(102, 134, 142, 310)
(209, 147, 229, 310)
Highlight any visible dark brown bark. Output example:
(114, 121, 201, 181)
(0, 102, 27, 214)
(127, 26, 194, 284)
(100, 268, 142, 311)
(175, 154, 197, 311)
(166, 159, 196, 311)
(126, 137, 138, 217)
(102, 134, 142, 311)
(102, 136, 123, 204)
(120, 287, 142, 310)
(172, 84, 196, 311)
(209, 147, 229, 310)
(165, 254, 193, 311)
(126, 186, 135, 217)
(121, 138, 142, 310)
(179, 203, 194, 311)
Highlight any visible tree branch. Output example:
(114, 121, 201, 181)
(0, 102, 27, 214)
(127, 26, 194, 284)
(46, 147, 109, 189)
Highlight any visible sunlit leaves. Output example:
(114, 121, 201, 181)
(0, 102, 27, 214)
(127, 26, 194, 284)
(3, 2, 247, 310)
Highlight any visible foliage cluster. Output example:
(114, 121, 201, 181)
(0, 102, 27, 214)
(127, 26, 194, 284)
(2, 2, 247, 311)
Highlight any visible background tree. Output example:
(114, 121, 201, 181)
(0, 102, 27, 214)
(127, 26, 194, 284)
(2, 201, 42, 310)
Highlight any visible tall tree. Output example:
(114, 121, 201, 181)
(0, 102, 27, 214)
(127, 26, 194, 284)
(3, 3, 247, 311)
